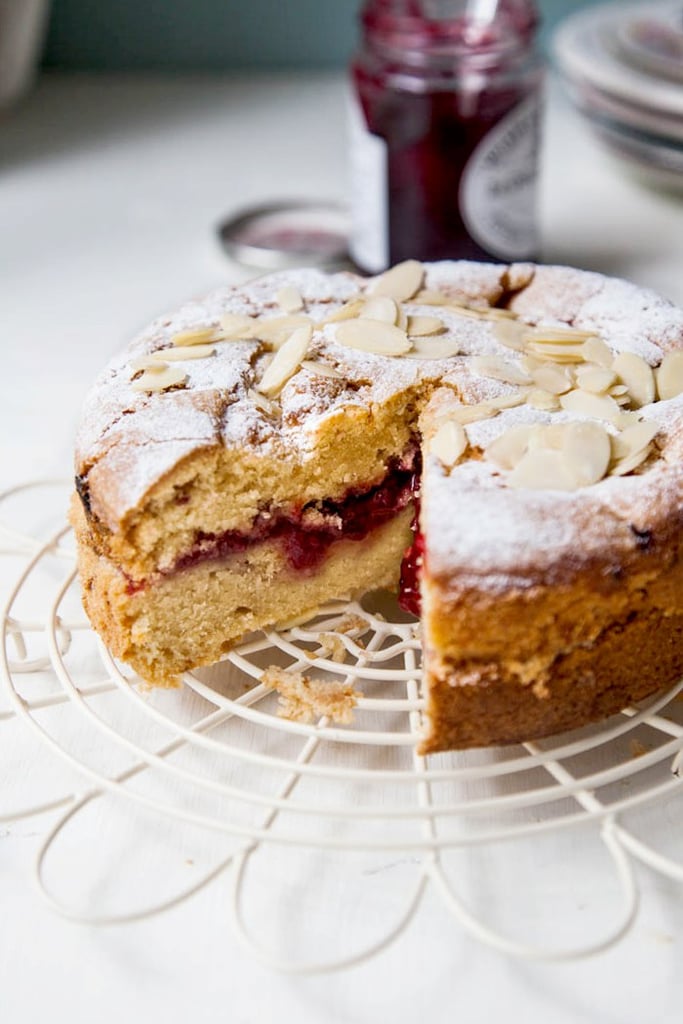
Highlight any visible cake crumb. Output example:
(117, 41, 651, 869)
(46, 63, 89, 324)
(630, 739, 650, 758)
(318, 633, 349, 663)
(336, 614, 370, 639)
(261, 666, 362, 724)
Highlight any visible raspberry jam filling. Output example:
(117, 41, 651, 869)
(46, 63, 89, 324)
(398, 499, 424, 617)
(166, 451, 422, 584)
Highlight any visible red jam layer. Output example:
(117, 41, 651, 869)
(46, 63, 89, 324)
(398, 499, 424, 617)
(169, 453, 421, 581)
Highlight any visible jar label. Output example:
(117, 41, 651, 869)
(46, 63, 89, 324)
(347, 89, 389, 273)
(460, 94, 541, 261)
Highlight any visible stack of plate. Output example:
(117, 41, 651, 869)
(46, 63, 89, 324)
(554, 1, 683, 190)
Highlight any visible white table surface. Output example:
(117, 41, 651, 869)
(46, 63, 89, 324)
(1, 71, 683, 1024)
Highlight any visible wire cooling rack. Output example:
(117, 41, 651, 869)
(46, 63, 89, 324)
(1, 479, 682, 971)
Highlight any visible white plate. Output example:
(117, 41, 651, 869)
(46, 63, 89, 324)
(554, 2, 683, 119)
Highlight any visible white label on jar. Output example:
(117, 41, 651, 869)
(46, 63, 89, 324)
(347, 89, 389, 273)
(459, 93, 541, 261)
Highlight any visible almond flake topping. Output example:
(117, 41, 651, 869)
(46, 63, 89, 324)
(171, 327, 218, 347)
(532, 363, 573, 395)
(256, 324, 312, 396)
(485, 425, 537, 470)
(301, 359, 344, 379)
(276, 285, 304, 314)
(405, 336, 461, 359)
(508, 449, 580, 491)
(562, 422, 611, 486)
(448, 402, 497, 424)
(248, 387, 279, 416)
(317, 298, 365, 325)
(559, 389, 623, 426)
(430, 420, 467, 468)
(612, 352, 655, 408)
(527, 389, 560, 411)
(218, 313, 258, 339)
(656, 351, 683, 401)
(253, 315, 312, 348)
(360, 295, 399, 325)
(610, 421, 659, 462)
(582, 337, 614, 368)
(131, 365, 187, 393)
(470, 355, 532, 386)
(407, 314, 445, 337)
(575, 365, 616, 394)
(369, 259, 424, 301)
(334, 318, 411, 356)
(145, 344, 215, 363)
(493, 319, 527, 351)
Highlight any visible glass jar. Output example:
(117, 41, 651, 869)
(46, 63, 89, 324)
(349, 0, 544, 272)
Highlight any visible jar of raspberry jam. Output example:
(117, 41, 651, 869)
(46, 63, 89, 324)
(349, 0, 544, 272)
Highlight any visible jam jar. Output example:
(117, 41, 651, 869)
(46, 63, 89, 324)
(349, 0, 544, 272)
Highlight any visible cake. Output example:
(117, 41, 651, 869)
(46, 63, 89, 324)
(70, 260, 683, 752)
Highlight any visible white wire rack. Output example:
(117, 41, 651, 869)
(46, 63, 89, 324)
(1, 479, 682, 972)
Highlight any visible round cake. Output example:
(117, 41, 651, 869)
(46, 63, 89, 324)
(70, 260, 683, 751)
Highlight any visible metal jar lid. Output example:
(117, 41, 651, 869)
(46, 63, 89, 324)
(217, 200, 350, 270)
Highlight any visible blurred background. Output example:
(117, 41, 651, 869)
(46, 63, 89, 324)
(40, 0, 598, 70)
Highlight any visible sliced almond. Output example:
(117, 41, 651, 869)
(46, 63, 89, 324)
(656, 351, 683, 401)
(612, 352, 655, 408)
(527, 388, 560, 411)
(481, 307, 519, 322)
(610, 446, 653, 477)
(485, 425, 536, 470)
(335, 318, 411, 356)
(610, 421, 659, 462)
(218, 313, 258, 338)
(369, 260, 424, 301)
(581, 336, 613, 368)
(447, 303, 488, 320)
(248, 387, 279, 416)
(430, 420, 467, 468)
(317, 298, 365, 325)
(448, 402, 497, 425)
(131, 366, 187, 392)
(532, 363, 573, 395)
(559, 389, 623, 426)
(130, 353, 167, 372)
(487, 391, 529, 411)
(575, 365, 617, 394)
(146, 344, 215, 362)
(508, 449, 580, 491)
(171, 327, 217, 347)
(527, 325, 598, 342)
(493, 319, 527, 351)
(407, 314, 445, 337)
(361, 295, 399, 325)
(471, 355, 532, 386)
(256, 324, 312, 396)
(301, 359, 344, 379)
(254, 315, 312, 348)
(562, 421, 611, 487)
(413, 289, 451, 305)
(527, 423, 567, 451)
(405, 336, 461, 359)
(276, 285, 304, 314)
(525, 342, 586, 363)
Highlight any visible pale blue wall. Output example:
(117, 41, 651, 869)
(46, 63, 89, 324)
(43, 1, 603, 70)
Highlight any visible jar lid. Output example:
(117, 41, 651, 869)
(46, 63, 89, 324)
(217, 200, 350, 270)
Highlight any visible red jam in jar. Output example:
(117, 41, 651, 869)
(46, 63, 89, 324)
(349, 0, 543, 272)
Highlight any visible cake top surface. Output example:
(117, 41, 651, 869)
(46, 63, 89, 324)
(75, 260, 683, 586)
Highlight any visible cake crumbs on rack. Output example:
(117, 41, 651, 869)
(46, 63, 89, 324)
(261, 666, 362, 725)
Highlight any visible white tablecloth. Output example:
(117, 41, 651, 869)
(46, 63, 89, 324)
(1, 71, 682, 1024)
